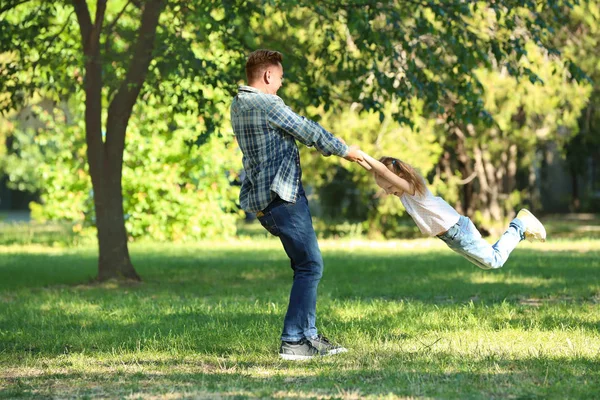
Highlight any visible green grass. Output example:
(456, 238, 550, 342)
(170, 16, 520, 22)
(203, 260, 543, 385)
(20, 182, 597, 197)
(2, 211, 599, 246)
(1, 234, 599, 398)
(0, 221, 77, 247)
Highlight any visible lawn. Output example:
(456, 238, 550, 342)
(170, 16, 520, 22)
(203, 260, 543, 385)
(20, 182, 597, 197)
(0, 224, 599, 398)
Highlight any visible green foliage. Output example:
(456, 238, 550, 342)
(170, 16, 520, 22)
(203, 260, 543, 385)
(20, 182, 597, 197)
(0, 1, 80, 111)
(464, 41, 590, 227)
(4, 94, 242, 241)
(559, 0, 600, 210)
(299, 36, 590, 237)
(1, 0, 586, 131)
(0, 0, 247, 242)
(477, 42, 590, 150)
(119, 102, 242, 241)
(301, 100, 443, 237)
(0, 0, 592, 242)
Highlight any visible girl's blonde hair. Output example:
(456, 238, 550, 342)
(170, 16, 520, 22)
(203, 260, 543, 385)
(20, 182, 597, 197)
(379, 156, 427, 196)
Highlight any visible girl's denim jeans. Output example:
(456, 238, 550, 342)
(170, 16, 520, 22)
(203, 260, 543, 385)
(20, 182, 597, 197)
(438, 215, 526, 270)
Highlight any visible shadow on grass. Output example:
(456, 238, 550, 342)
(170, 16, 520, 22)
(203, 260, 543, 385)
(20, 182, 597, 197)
(2, 244, 597, 301)
(0, 244, 598, 358)
(0, 251, 97, 290)
(1, 246, 599, 398)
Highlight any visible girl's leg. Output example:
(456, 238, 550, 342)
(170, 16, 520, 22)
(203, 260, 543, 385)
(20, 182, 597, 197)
(441, 216, 525, 269)
(487, 219, 526, 267)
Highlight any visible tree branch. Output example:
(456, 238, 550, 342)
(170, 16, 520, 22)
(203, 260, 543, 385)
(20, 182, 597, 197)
(105, 0, 132, 35)
(457, 171, 477, 185)
(104, 0, 133, 57)
(71, 0, 107, 54)
(0, 0, 32, 15)
(44, 10, 75, 50)
(109, 0, 164, 116)
(72, 0, 92, 52)
(90, 0, 107, 54)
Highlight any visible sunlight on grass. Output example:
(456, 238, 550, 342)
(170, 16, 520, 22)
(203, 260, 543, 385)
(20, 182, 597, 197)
(469, 274, 567, 287)
(1, 238, 599, 398)
(0, 244, 76, 254)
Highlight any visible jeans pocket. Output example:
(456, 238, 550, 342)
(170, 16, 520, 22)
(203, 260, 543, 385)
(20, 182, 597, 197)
(447, 224, 461, 241)
(258, 213, 280, 237)
(450, 228, 460, 240)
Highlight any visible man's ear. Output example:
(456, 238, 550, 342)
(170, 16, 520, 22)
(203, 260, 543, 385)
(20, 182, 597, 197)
(264, 69, 271, 84)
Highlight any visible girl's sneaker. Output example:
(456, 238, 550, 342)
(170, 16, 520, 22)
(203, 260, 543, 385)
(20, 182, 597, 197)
(516, 209, 547, 242)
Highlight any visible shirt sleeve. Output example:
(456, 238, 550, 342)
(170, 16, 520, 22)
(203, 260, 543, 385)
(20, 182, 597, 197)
(266, 97, 349, 158)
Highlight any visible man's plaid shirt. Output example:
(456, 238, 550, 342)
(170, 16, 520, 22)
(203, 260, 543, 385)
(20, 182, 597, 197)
(231, 85, 349, 213)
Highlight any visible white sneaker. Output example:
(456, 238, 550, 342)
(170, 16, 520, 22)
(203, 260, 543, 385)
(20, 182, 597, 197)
(516, 209, 546, 242)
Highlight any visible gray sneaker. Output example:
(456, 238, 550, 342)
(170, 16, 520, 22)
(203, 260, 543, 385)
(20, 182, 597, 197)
(279, 339, 321, 360)
(308, 335, 348, 355)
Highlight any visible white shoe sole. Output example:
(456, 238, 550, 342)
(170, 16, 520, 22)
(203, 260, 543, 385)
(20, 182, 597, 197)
(326, 347, 349, 355)
(279, 347, 349, 360)
(279, 353, 317, 361)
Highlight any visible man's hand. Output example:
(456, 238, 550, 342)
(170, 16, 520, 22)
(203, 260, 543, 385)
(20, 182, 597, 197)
(356, 150, 372, 170)
(344, 145, 364, 162)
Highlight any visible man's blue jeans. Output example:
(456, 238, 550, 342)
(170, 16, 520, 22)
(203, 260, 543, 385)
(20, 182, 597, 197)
(438, 215, 526, 270)
(257, 188, 322, 342)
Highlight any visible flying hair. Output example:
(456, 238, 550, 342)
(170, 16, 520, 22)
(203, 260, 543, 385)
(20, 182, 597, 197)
(379, 156, 427, 196)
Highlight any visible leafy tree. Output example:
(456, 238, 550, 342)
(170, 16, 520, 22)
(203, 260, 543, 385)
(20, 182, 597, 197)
(300, 100, 443, 238)
(1, 0, 248, 281)
(0, 0, 585, 279)
(256, 2, 590, 235)
(559, 0, 600, 210)
(4, 95, 241, 241)
(438, 46, 589, 233)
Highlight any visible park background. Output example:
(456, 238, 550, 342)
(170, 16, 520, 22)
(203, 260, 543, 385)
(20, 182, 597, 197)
(1, 0, 599, 398)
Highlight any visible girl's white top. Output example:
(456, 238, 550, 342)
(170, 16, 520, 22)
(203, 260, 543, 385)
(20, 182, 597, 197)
(400, 188, 460, 236)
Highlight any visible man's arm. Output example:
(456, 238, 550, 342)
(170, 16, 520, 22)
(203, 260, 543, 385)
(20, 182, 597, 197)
(267, 98, 361, 160)
(359, 151, 415, 195)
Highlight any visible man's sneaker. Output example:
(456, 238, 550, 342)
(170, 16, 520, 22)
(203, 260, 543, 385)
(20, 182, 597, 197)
(516, 209, 547, 242)
(308, 335, 348, 355)
(279, 339, 321, 360)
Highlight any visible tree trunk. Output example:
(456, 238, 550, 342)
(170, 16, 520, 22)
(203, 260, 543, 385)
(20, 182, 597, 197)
(453, 125, 474, 216)
(571, 169, 580, 211)
(74, 0, 164, 281)
(95, 173, 139, 281)
(506, 144, 517, 193)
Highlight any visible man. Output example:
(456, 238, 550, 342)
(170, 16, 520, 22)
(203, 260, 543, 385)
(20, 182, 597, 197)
(231, 49, 364, 360)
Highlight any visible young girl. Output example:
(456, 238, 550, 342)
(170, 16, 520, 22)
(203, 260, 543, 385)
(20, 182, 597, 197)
(358, 152, 546, 270)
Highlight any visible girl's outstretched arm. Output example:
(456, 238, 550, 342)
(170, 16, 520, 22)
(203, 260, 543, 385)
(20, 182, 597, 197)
(359, 151, 415, 195)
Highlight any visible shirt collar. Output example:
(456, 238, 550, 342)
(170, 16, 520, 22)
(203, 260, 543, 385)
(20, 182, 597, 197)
(238, 85, 262, 94)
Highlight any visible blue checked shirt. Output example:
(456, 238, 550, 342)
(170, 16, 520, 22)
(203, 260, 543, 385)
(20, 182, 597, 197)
(231, 85, 349, 213)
